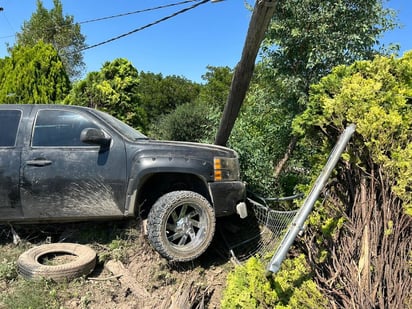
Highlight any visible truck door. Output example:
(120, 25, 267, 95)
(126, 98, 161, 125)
(0, 109, 24, 219)
(21, 108, 128, 220)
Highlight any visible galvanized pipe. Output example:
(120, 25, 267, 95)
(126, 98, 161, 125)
(267, 124, 356, 274)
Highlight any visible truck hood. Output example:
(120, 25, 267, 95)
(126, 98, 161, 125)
(133, 139, 238, 159)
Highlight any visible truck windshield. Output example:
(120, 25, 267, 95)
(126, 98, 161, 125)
(94, 110, 148, 140)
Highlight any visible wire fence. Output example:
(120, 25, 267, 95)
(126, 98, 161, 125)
(219, 194, 301, 263)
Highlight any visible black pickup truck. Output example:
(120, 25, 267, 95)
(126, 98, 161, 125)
(0, 104, 247, 261)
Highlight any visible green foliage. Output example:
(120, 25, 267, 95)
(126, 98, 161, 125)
(149, 102, 215, 142)
(149, 65, 232, 142)
(98, 237, 133, 263)
(233, 0, 399, 197)
(65, 58, 147, 131)
(289, 51, 412, 308)
(0, 259, 17, 281)
(15, 0, 86, 80)
(221, 6, 402, 306)
(67, 66, 201, 133)
(1, 279, 61, 309)
(138, 71, 201, 121)
(0, 41, 70, 103)
(221, 255, 327, 309)
(0, 245, 29, 281)
(199, 65, 233, 108)
(321, 217, 345, 238)
(264, 0, 397, 100)
(294, 51, 412, 213)
(230, 84, 302, 197)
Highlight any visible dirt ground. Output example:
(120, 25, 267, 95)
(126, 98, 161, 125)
(77, 237, 232, 309)
(0, 217, 247, 309)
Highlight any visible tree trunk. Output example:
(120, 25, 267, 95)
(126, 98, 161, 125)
(273, 136, 297, 178)
(357, 175, 371, 305)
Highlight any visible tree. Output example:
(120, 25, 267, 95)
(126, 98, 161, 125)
(148, 66, 233, 143)
(0, 41, 70, 103)
(262, 0, 397, 110)
(138, 72, 201, 121)
(230, 0, 398, 196)
(199, 65, 233, 108)
(65, 58, 147, 131)
(230, 76, 300, 196)
(293, 51, 412, 308)
(15, 0, 86, 80)
(149, 102, 213, 142)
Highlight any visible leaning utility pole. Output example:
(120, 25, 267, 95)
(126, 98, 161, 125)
(215, 0, 276, 146)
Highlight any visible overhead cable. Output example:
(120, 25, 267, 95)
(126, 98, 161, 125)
(0, 1, 198, 40)
(80, 0, 210, 52)
(0, 7, 16, 39)
(78, 0, 197, 25)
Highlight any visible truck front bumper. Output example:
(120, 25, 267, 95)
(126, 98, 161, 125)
(208, 181, 246, 217)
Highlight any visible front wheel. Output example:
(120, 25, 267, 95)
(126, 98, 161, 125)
(147, 191, 216, 262)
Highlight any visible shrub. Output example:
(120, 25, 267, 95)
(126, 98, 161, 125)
(221, 254, 327, 309)
(149, 102, 216, 142)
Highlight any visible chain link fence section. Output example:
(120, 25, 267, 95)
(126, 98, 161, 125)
(219, 194, 301, 263)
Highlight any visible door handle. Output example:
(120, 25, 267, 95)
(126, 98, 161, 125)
(26, 159, 52, 167)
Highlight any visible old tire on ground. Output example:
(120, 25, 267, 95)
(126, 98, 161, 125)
(147, 190, 216, 262)
(17, 243, 96, 282)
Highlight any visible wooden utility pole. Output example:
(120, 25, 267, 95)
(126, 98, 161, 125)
(215, 0, 276, 146)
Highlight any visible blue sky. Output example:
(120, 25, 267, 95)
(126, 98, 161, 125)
(0, 0, 411, 83)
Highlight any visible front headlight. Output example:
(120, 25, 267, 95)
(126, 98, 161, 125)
(214, 157, 240, 181)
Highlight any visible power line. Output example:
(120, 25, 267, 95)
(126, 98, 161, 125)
(0, 1, 199, 40)
(78, 0, 197, 25)
(0, 7, 16, 39)
(0, 34, 14, 39)
(80, 0, 210, 52)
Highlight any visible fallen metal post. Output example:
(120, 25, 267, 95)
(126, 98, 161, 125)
(267, 124, 356, 274)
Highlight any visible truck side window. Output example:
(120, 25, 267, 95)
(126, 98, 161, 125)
(0, 110, 22, 147)
(32, 110, 99, 147)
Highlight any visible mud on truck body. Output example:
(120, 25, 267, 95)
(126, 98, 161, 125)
(0, 104, 246, 261)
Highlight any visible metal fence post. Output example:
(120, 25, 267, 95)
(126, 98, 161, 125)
(267, 124, 356, 274)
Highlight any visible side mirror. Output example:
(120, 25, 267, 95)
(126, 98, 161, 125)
(80, 128, 111, 148)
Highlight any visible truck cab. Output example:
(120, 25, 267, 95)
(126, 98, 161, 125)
(0, 104, 246, 261)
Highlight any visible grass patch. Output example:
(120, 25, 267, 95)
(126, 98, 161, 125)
(0, 259, 17, 281)
(0, 244, 28, 281)
(1, 279, 61, 309)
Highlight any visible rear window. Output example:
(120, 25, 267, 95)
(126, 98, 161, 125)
(0, 110, 22, 147)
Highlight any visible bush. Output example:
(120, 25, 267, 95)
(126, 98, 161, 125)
(291, 51, 412, 307)
(221, 255, 327, 309)
(149, 102, 216, 142)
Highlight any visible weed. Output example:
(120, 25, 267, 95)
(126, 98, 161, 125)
(80, 291, 93, 308)
(0, 259, 17, 281)
(0, 244, 27, 282)
(1, 279, 61, 309)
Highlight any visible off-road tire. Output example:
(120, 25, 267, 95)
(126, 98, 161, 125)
(147, 190, 216, 262)
(17, 243, 96, 282)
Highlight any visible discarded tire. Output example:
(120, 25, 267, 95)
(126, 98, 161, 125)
(17, 243, 96, 282)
